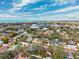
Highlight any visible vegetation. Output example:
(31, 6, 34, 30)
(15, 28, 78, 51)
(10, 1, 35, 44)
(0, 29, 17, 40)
(2, 36, 9, 44)
(9, 32, 18, 37)
(0, 22, 79, 59)
(0, 50, 18, 59)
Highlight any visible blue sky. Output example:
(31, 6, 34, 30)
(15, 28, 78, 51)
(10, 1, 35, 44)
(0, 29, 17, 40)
(0, 0, 79, 21)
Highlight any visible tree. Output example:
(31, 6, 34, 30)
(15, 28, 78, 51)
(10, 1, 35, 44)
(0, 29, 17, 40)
(9, 32, 18, 37)
(21, 46, 27, 57)
(2, 36, 9, 44)
(0, 50, 18, 59)
(14, 39, 20, 45)
(46, 34, 53, 40)
(73, 52, 78, 59)
(20, 35, 27, 42)
(51, 45, 66, 59)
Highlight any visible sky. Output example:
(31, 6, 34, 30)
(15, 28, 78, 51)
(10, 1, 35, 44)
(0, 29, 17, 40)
(0, 0, 79, 22)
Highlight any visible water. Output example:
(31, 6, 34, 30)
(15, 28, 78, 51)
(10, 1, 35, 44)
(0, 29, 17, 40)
(0, 20, 29, 23)
(0, 20, 46, 23)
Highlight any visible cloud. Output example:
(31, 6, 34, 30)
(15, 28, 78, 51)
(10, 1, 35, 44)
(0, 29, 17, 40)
(33, 5, 79, 17)
(8, 4, 79, 21)
(0, 13, 22, 20)
(53, 5, 79, 13)
(13, 0, 31, 8)
(0, 0, 79, 21)
(8, 0, 41, 12)
(51, 0, 76, 3)
(0, 12, 38, 20)
(12, 0, 40, 10)
(9, 0, 77, 13)
(36, 13, 79, 21)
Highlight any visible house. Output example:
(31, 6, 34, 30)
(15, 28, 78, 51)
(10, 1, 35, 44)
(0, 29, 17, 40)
(38, 23, 49, 28)
(45, 57, 52, 59)
(30, 24, 39, 29)
(49, 39, 59, 45)
(64, 45, 78, 52)
(16, 53, 25, 59)
(77, 43, 79, 48)
(0, 40, 3, 46)
(67, 51, 74, 59)
(21, 42, 29, 46)
(27, 45, 38, 52)
(18, 29, 24, 33)
(42, 28, 48, 31)
(30, 55, 42, 59)
(0, 46, 7, 53)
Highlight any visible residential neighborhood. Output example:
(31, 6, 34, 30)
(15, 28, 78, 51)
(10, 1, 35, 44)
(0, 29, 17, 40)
(0, 22, 79, 59)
